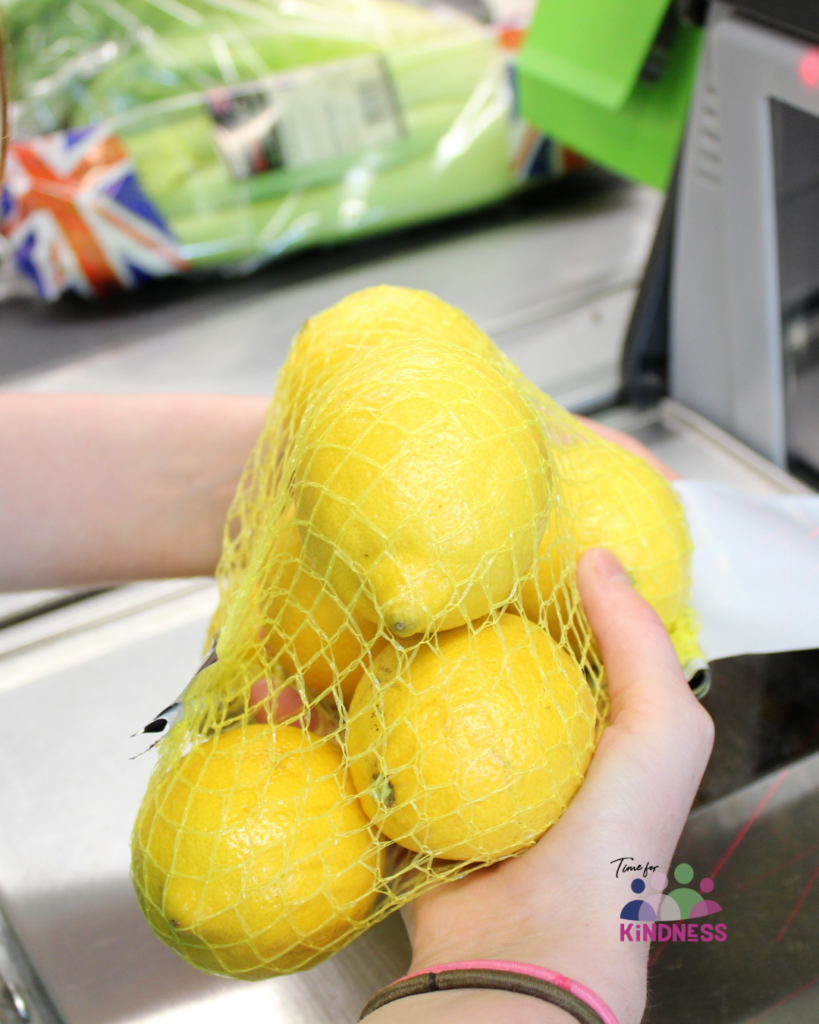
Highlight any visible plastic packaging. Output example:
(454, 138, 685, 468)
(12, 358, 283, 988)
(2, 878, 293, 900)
(0, 0, 572, 300)
(131, 286, 699, 979)
(675, 480, 819, 661)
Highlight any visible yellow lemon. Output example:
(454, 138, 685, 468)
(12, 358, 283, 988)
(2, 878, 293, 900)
(260, 515, 388, 704)
(522, 435, 692, 636)
(293, 341, 551, 637)
(279, 285, 504, 429)
(517, 507, 590, 663)
(347, 613, 596, 860)
(132, 725, 381, 979)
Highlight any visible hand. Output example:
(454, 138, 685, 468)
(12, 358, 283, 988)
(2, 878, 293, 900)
(370, 548, 713, 1024)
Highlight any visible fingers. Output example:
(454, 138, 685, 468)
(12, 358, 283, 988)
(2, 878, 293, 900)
(249, 678, 312, 729)
(577, 548, 690, 713)
(249, 677, 337, 736)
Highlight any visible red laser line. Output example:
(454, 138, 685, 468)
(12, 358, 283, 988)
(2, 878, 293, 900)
(744, 974, 819, 1023)
(649, 769, 789, 967)
(710, 769, 789, 879)
(775, 859, 819, 943)
(733, 843, 819, 891)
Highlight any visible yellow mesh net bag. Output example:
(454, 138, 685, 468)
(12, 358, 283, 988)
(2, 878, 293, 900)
(131, 285, 701, 980)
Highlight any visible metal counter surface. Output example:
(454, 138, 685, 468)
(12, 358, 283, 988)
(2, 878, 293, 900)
(0, 404, 817, 1024)
(0, 580, 411, 1024)
(0, 589, 93, 629)
(645, 751, 819, 1024)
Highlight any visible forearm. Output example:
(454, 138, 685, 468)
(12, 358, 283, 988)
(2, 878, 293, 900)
(0, 393, 268, 590)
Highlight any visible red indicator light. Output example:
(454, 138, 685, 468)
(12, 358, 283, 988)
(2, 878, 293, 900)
(800, 49, 819, 89)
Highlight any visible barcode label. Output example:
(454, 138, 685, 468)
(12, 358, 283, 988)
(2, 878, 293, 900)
(207, 56, 403, 180)
(358, 76, 392, 126)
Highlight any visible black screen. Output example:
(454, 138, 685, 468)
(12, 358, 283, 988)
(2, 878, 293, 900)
(772, 98, 819, 480)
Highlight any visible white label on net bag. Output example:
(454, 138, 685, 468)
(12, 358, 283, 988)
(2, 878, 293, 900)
(207, 56, 403, 180)
(674, 480, 819, 662)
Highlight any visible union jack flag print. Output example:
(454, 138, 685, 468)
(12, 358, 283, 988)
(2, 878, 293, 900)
(0, 124, 188, 300)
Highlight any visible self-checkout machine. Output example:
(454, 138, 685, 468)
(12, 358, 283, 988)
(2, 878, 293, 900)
(521, 0, 819, 479)
(519, 2, 819, 1020)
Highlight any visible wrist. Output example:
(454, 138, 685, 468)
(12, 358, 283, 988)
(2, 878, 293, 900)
(366, 988, 587, 1024)
(407, 935, 647, 1024)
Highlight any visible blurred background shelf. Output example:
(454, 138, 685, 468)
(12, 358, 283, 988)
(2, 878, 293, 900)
(1, 175, 658, 408)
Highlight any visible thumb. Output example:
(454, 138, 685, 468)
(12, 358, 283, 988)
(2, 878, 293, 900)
(577, 547, 693, 721)
(551, 548, 713, 857)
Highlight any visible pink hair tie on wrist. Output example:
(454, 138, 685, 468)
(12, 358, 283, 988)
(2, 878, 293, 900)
(358, 958, 620, 1023)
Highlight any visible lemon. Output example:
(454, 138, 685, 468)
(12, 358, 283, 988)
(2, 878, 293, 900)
(293, 340, 550, 637)
(347, 613, 596, 860)
(132, 725, 381, 979)
(522, 434, 692, 636)
(260, 514, 388, 704)
(279, 285, 504, 429)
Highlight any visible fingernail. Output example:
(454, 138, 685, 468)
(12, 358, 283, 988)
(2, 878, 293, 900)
(588, 547, 632, 585)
